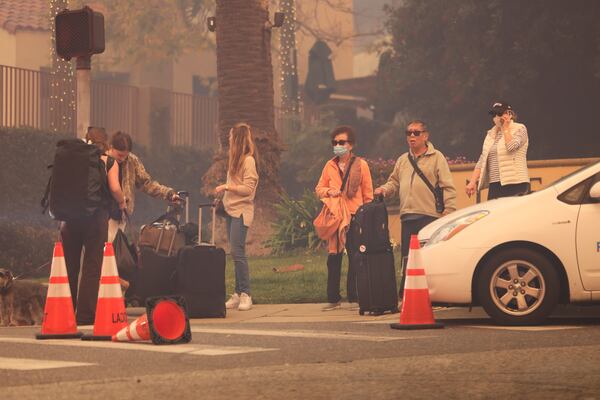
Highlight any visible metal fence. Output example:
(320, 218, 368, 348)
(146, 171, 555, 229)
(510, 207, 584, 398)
(0, 64, 318, 151)
(171, 91, 219, 149)
(91, 80, 139, 140)
(0, 64, 221, 150)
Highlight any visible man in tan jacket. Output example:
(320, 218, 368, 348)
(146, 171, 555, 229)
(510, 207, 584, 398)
(374, 120, 456, 297)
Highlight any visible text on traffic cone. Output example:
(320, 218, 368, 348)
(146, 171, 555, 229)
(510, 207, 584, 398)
(82, 242, 128, 340)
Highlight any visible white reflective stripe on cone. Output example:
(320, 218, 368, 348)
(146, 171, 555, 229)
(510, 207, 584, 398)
(98, 283, 123, 298)
(49, 259, 68, 277)
(47, 283, 72, 297)
(114, 327, 130, 342)
(102, 260, 119, 277)
(404, 275, 429, 290)
(128, 320, 142, 340)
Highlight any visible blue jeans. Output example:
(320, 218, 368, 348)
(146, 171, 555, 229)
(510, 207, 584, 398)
(226, 215, 250, 295)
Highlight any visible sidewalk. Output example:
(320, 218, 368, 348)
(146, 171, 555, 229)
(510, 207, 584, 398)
(127, 303, 489, 324)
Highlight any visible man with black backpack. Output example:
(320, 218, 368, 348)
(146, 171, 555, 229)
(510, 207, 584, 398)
(374, 120, 457, 299)
(43, 127, 126, 325)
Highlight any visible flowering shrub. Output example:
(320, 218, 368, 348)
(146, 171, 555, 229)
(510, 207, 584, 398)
(264, 190, 325, 254)
(446, 156, 474, 165)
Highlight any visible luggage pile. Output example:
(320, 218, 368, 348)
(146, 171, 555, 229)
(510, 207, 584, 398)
(121, 193, 226, 318)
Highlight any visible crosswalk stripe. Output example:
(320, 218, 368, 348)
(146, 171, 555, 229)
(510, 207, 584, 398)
(0, 357, 94, 370)
(469, 325, 582, 332)
(189, 327, 417, 342)
(0, 337, 276, 356)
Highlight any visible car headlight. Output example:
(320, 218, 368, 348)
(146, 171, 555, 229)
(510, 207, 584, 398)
(426, 211, 489, 246)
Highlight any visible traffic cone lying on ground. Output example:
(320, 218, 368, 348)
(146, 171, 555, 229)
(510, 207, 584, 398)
(82, 243, 128, 340)
(391, 235, 444, 330)
(112, 296, 191, 345)
(36, 242, 83, 339)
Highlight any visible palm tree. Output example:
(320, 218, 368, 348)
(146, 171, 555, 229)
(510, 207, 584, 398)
(203, 0, 282, 203)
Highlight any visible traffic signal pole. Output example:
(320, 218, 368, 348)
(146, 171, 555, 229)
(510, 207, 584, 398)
(55, 6, 104, 138)
(75, 56, 91, 138)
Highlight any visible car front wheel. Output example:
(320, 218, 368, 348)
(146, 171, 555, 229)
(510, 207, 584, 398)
(476, 248, 560, 325)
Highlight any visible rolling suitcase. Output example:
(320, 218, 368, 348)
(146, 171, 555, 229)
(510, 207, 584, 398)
(176, 203, 226, 318)
(353, 197, 399, 315)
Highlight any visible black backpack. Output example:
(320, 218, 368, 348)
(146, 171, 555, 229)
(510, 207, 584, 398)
(351, 196, 392, 254)
(42, 139, 109, 221)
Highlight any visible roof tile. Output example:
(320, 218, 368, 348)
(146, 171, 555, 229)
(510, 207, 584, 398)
(0, 0, 49, 34)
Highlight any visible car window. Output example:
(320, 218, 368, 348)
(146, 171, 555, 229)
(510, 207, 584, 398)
(558, 173, 600, 205)
(581, 173, 600, 204)
(548, 161, 599, 187)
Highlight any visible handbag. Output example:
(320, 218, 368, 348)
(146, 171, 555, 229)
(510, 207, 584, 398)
(139, 206, 186, 256)
(214, 196, 228, 218)
(313, 157, 356, 239)
(113, 228, 138, 281)
(408, 154, 445, 214)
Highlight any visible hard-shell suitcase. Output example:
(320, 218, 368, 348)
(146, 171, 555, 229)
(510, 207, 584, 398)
(175, 204, 226, 318)
(355, 250, 399, 315)
(353, 196, 399, 315)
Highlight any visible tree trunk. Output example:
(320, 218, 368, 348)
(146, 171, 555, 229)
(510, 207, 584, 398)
(203, 0, 282, 254)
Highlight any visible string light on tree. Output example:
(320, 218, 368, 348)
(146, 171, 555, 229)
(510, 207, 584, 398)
(49, 0, 75, 132)
(279, 0, 300, 115)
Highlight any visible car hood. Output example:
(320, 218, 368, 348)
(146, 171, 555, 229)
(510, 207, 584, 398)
(418, 189, 556, 240)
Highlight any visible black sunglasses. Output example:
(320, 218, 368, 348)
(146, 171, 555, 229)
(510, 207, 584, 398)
(405, 130, 425, 137)
(332, 139, 352, 146)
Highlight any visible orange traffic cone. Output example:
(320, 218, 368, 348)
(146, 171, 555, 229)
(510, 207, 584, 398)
(390, 235, 443, 330)
(36, 242, 83, 339)
(113, 313, 151, 342)
(113, 296, 191, 345)
(82, 242, 128, 340)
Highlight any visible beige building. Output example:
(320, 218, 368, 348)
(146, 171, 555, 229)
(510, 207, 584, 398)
(0, 0, 51, 70)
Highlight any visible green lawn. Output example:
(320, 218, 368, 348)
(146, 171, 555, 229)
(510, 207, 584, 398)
(226, 250, 403, 304)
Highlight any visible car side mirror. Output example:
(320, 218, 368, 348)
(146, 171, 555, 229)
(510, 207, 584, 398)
(590, 181, 600, 199)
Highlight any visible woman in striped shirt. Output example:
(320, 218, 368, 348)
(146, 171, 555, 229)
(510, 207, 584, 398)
(466, 102, 530, 200)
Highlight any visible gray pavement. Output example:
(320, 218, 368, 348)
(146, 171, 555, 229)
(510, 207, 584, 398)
(2, 304, 600, 399)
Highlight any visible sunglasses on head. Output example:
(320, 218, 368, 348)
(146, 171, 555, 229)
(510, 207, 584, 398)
(332, 139, 351, 146)
(405, 130, 425, 137)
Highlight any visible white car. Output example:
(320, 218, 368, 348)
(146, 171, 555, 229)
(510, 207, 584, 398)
(419, 160, 600, 325)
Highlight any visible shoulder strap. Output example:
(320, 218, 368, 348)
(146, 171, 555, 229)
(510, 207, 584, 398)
(408, 154, 436, 196)
(106, 156, 115, 171)
(340, 156, 356, 192)
(40, 164, 53, 214)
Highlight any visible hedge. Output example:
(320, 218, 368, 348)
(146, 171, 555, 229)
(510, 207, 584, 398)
(0, 127, 213, 276)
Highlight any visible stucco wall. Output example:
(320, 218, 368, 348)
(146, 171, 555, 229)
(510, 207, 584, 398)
(15, 30, 51, 70)
(0, 29, 17, 67)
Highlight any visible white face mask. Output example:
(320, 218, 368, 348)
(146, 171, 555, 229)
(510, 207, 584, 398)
(333, 145, 348, 157)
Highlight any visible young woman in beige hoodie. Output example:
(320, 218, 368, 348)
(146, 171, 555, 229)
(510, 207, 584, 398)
(214, 123, 259, 311)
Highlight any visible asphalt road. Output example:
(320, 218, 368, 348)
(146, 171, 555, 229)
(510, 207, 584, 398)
(2, 306, 600, 399)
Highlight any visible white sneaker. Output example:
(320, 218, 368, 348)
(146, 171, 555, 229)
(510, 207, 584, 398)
(238, 293, 253, 311)
(225, 293, 240, 309)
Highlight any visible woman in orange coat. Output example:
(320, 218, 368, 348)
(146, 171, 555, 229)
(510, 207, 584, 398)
(315, 126, 374, 311)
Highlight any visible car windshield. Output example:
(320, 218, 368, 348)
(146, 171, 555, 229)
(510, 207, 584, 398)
(541, 161, 600, 190)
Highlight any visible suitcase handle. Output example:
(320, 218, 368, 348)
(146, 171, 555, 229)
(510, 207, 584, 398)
(197, 203, 217, 246)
